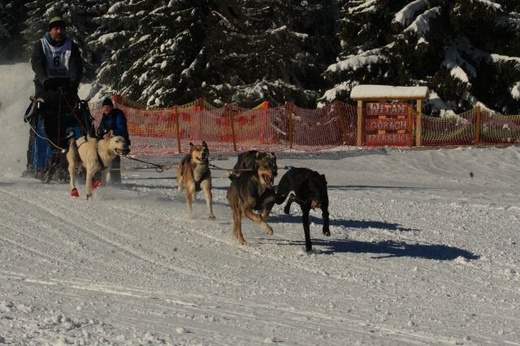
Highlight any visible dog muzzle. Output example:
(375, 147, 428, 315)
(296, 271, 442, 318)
(262, 174, 275, 189)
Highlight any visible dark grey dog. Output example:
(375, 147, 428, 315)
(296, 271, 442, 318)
(275, 167, 330, 252)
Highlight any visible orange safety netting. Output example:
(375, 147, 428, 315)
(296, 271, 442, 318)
(88, 97, 520, 157)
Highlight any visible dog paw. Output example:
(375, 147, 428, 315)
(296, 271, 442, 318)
(208, 214, 216, 219)
(70, 188, 79, 197)
(91, 179, 101, 190)
(264, 225, 273, 235)
(323, 229, 331, 237)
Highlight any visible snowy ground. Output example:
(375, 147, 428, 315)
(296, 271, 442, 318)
(1, 63, 520, 345)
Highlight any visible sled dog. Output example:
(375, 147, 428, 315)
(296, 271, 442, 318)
(231, 150, 278, 178)
(177, 141, 215, 219)
(275, 167, 330, 252)
(230, 150, 278, 217)
(66, 132, 129, 199)
(227, 152, 277, 245)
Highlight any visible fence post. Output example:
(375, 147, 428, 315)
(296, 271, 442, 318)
(475, 105, 481, 145)
(415, 101, 422, 147)
(286, 102, 294, 149)
(260, 101, 269, 143)
(356, 100, 363, 146)
(174, 106, 182, 153)
(228, 104, 237, 152)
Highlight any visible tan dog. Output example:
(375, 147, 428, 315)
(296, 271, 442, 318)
(177, 141, 215, 219)
(66, 133, 128, 199)
(226, 153, 276, 245)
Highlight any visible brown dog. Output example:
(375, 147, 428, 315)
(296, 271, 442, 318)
(177, 141, 215, 219)
(230, 150, 278, 217)
(231, 150, 278, 178)
(66, 133, 128, 199)
(226, 152, 277, 245)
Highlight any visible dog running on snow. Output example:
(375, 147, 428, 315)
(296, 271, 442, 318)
(231, 150, 278, 178)
(66, 131, 129, 199)
(177, 141, 215, 219)
(275, 167, 330, 252)
(230, 150, 278, 218)
(227, 151, 277, 245)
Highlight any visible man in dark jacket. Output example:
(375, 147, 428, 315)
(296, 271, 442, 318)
(24, 16, 83, 181)
(32, 16, 82, 106)
(97, 97, 131, 184)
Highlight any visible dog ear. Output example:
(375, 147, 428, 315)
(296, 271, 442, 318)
(102, 131, 112, 140)
(202, 141, 208, 148)
(320, 174, 328, 184)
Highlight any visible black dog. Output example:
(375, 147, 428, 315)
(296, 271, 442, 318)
(275, 167, 330, 252)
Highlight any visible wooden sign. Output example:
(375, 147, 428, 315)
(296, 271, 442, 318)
(366, 102, 408, 117)
(365, 118, 408, 131)
(365, 102, 412, 146)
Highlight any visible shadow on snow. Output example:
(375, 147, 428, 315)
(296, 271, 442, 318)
(269, 214, 479, 261)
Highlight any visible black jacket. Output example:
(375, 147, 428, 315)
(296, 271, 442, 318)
(31, 33, 83, 107)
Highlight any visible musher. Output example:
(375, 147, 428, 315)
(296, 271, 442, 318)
(23, 16, 88, 182)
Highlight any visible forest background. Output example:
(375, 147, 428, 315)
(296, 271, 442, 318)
(1, 0, 520, 115)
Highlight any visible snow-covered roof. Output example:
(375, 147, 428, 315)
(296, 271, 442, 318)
(350, 84, 429, 100)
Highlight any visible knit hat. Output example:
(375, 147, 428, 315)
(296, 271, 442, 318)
(102, 98, 113, 107)
(48, 16, 67, 31)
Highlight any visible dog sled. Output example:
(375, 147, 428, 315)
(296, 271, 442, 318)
(24, 94, 95, 183)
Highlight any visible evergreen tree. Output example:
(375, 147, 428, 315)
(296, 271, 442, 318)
(88, 0, 215, 107)
(201, 0, 340, 108)
(0, 0, 27, 61)
(88, 0, 340, 108)
(324, 0, 520, 114)
(10, 0, 520, 113)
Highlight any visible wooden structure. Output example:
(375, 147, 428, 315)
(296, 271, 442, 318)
(350, 85, 429, 146)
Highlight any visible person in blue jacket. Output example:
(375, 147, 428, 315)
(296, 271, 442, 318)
(97, 97, 131, 184)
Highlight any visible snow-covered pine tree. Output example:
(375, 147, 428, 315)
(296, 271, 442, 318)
(323, 0, 520, 115)
(88, 0, 217, 107)
(0, 0, 28, 61)
(201, 0, 340, 108)
(88, 0, 340, 108)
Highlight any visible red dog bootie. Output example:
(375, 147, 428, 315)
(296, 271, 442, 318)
(71, 188, 79, 197)
(91, 179, 101, 190)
